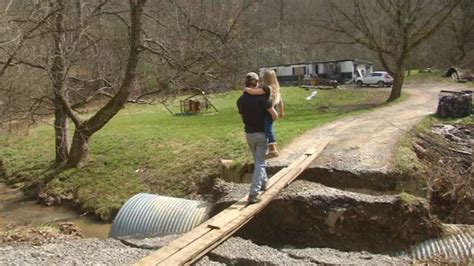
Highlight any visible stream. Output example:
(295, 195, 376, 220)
(0, 183, 111, 239)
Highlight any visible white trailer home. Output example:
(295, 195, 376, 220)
(259, 59, 373, 85)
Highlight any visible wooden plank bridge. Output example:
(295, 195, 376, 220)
(135, 138, 331, 265)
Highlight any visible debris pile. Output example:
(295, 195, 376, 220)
(431, 124, 472, 148)
(1, 222, 83, 246)
(413, 123, 473, 224)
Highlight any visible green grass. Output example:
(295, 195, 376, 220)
(405, 68, 474, 89)
(1, 87, 394, 220)
(405, 69, 447, 84)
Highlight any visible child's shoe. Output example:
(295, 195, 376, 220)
(266, 143, 280, 159)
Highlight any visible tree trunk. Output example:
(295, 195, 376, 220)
(64, 0, 146, 168)
(387, 66, 405, 102)
(53, 101, 69, 163)
(51, 0, 69, 164)
(67, 129, 90, 168)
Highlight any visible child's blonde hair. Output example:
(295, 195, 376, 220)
(263, 70, 281, 105)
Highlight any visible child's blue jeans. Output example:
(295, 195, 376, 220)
(265, 113, 276, 144)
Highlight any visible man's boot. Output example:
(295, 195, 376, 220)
(266, 143, 280, 159)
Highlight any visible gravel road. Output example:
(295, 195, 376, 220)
(268, 83, 469, 175)
(0, 237, 152, 265)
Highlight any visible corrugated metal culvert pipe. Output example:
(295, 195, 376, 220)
(398, 224, 473, 263)
(109, 193, 210, 238)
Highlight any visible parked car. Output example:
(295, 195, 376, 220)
(356, 71, 393, 87)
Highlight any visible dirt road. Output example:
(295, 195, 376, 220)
(269, 83, 469, 175)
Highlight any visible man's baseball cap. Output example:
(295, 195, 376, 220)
(245, 72, 259, 81)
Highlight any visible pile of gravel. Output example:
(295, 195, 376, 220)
(117, 234, 410, 265)
(0, 233, 411, 265)
(282, 247, 411, 264)
(0, 238, 151, 265)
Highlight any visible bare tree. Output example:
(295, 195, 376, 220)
(0, 0, 147, 169)
(319, 0, 459, 101)
(61, 0, 146, 168)
(1, 0, 265, 171)
(136, 0, 261, 97)
(448, 0, 473, 66)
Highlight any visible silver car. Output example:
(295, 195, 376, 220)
(356, 71, 393, 87)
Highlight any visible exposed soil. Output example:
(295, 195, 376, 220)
(211, 180, 443, 254)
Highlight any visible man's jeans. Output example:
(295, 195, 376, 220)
(246, 132, 268, 196)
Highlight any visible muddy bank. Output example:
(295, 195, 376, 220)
(212, 180, 443, 254)
(0, 182, 111, 240)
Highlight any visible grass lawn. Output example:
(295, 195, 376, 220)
(1, 87, 394, 220)
(405, 69, 447, 84)
(405, 68, 474, 89)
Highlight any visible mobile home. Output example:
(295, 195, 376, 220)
(259, 59, 373, 85)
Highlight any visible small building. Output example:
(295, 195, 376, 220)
(259, 59, 373, 85)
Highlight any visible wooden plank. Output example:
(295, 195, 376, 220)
(136, 202, 250, 265)
(206, 165, 299, 230)
(207, 203, 247, 229)
(166, 168, 302, 265)
(134, 225, 213, 265)
(160, 167, 305, 265)
(207, 167, 295, 230)
(206, 157, 311, 230)
(135, 138, 331, 266)
(188, 214, 255, 265)
(298, 139, 330, 170)
(183, 139, 331, 263)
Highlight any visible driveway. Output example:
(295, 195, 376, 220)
(269, 82, 469, 176)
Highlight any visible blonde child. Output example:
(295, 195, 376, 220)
(244, 70, 284, 157)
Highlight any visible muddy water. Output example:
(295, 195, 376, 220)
(0, 183, 111, 239)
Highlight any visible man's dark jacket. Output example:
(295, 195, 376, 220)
(237, 92, 271, 133)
